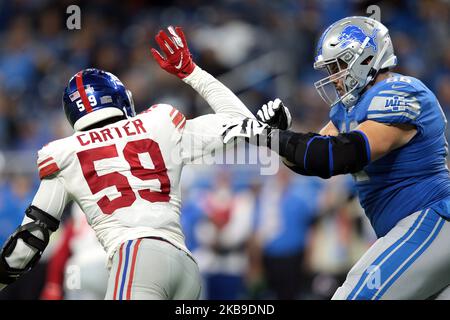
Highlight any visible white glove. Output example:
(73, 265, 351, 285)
(222, 118, 269, 144)
(256, 98, 292, 130)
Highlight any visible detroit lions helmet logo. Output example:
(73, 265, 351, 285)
(337, 25, 378, 51)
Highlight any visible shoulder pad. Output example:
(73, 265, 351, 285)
(375, 75, 420, 95)
(140, 104, 186, 130)
(139, 104, 161, 114)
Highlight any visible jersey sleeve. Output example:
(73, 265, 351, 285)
(365, 79, 422, 128)
(180, 114, 229, 163)
(37, 143, 61, 180)
(182, 66, 254, 119)
(141, 104, 230, 163)
(31, 178, 70, 221)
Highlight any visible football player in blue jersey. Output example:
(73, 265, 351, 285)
(223, 16, 450, 300)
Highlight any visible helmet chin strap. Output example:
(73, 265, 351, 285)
(340, 90, 359, 108)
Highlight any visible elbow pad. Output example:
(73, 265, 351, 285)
(0, 206, 59, 285)
(277, 130, 371, 179)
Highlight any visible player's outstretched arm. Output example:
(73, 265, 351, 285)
(151, 26, 254, 120)
(223, 99, 418, 178)
(0, 178, 69, 290)
(222, 98, 371, 178)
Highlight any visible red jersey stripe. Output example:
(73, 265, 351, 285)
(178, 118, 186, 130)
(113, 243, 124, 300)
(38, 157, 54, 168)
(126, 239, 142, 300)
(172, 112, 184, 127)
(39, 163, 60, 179)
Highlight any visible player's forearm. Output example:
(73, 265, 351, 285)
(3, 215, 54, 270)
(275, 129, 371, 178)
(183, 66, 254, 119)
(0, 206, 59, 288)
(0, 179, 67, 288)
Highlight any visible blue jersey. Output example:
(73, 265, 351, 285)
(330, 74, 450, 237)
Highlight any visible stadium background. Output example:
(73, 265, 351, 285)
(0, 0, 449, 299)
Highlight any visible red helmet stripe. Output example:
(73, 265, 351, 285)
(75, 71, 93, 113)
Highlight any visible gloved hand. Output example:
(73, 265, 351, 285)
(151, 26, 196, 79)
(256, 98, 292, 130)
(222, 118, 271, 144)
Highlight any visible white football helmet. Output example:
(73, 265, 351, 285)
(314, 16, 397, 108)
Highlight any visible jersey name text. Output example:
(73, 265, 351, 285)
(76, 119, 146, 146)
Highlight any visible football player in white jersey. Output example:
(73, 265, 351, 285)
(0, 26, 254, 299)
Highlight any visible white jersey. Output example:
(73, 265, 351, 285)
(31, 66, 254, 265)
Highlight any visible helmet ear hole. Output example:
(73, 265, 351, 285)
(342, 53, 353, 63)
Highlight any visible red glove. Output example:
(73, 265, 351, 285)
(151, 26, 196, 79)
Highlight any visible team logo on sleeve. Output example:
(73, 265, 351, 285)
(384, 96, 413, 111)
(367, 93, 421, 121)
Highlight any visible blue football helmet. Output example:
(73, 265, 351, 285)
(63, 68, 136, 131)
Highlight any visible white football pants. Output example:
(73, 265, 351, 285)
(105, 237, 201, 300)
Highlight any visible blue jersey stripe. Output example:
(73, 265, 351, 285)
(119, 240, 133, 300)
(328, 139, 333, 176)
(303, 136, 317, 172)
(347, 209, 427, 299)
(373, 216, 445, 299)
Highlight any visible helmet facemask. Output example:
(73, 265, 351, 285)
(124, 89, 136, 118)
(314, 51, 356, 107)
(314, 46, 377, 108)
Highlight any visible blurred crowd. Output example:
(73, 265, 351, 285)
(0, 0, 449, 299)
